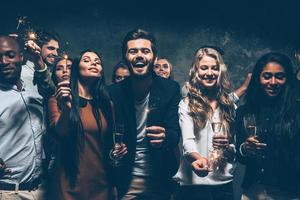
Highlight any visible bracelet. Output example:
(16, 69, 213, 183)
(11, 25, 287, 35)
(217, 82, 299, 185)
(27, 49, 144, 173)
(239, 143, 247, 157)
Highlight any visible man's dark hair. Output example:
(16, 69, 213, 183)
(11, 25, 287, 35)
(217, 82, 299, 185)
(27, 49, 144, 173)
(121, 28, 157, 61)
(37, 30, 60, 47)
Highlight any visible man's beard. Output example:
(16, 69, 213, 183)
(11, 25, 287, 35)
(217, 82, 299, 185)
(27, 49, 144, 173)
(43, 55, 56, 69)
(127, 58, 155, 80)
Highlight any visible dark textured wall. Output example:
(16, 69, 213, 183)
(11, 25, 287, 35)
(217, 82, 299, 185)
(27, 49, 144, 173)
(1, 1, 300, 199)
(2, 0, 300, 87)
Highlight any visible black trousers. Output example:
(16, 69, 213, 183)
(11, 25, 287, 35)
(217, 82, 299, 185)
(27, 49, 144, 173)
(174, 182, 234, 200)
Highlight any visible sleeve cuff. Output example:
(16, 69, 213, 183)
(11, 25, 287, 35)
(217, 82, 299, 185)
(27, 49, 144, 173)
(183, 140, 199, 156)
(35, 63, 48, 72)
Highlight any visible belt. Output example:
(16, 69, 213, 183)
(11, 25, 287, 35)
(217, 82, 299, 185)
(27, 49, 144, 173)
(0, 178, 41, 191)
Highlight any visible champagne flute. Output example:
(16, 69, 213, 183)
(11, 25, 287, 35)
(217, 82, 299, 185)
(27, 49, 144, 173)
(211, 122, 222, 135)
(110, 124, 124, 167)
(243, 113, 257, 137)
(243, 113, 266, 157)
(209, 121, 224, 170)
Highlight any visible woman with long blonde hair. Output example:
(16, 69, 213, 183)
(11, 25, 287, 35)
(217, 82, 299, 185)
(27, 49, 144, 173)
(174, 47, 236, 200)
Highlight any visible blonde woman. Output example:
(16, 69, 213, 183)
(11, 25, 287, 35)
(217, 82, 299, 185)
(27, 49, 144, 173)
(174, 47, 236, 200)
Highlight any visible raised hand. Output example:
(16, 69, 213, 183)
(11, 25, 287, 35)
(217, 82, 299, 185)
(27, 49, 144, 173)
(25, 40, 46, 70)
(55, 80, 72, 111)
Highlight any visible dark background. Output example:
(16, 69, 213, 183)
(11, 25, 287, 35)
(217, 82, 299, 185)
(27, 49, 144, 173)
(1, 1, 300, 199)
(1, 0, 300, 86)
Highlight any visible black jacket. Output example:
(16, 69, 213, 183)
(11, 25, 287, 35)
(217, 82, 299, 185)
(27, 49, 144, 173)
(108, 75, 181, 196)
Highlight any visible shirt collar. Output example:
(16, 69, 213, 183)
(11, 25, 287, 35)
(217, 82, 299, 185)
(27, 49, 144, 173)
(0, 79, 25, 91)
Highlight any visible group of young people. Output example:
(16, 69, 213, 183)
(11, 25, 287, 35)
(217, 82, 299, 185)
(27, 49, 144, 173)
(0, 28, 299, 200)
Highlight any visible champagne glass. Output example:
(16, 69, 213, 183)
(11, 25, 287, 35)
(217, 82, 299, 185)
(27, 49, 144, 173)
(209, 121, 224, 170)
(110, 124, 124, 167)
(243, 113, 266, 157)
(243, 113, 257, 137)
(212, 122, 222, 134)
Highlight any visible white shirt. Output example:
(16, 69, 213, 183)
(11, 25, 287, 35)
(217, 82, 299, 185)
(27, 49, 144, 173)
(132, 93, 153, 176)
(173, 99, 235, 186)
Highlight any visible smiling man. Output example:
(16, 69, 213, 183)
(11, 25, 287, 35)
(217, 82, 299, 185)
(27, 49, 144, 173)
(22, 30, 60, 98)
(0, 35, 45, 200)
(108, 29, 181, 199)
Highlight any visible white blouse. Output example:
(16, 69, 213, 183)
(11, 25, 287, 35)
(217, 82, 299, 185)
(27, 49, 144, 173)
(173, 99, 235, 186)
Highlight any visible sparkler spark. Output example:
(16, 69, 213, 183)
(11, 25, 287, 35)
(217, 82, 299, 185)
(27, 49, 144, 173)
(16, 16, 27, 31)
(210, 151, 220, 161)
(61, 53, 69, 60)
(27, 30, 37, 41)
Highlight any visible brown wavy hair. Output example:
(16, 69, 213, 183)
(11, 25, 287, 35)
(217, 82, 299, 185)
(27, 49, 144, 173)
(187, 47, 235, 136)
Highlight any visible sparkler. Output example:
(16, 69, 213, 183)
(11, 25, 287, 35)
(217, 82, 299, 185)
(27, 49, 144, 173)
(26, 30, 37, 41)
(145, 108, 151, 114)
(61, 52, 69, 60)
(209, 150, 221, 171)
(210, 151, 221, 162)
(16, 16, 27, 31)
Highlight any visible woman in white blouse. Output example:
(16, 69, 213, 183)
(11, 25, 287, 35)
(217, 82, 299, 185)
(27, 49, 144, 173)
(173, 47, 236, 200)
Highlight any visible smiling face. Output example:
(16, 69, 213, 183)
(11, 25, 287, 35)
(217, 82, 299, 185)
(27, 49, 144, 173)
(154, 58, 172, 78)
(79, 51, 102, 79)
(197, 55, 220, 90)
(55, 59, 72, 83)
(259, 62, 286, 98)
(41, 39, 59, 66)
(125, 39, 155, 78)
(0, 36, 23, 85)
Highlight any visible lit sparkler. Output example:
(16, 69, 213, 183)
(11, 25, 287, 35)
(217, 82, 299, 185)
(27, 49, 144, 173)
(61, 52, 69, 60)
(16, 16, 27, 31)
(26, 29, 38, 41)
(210, 151, 221, 162)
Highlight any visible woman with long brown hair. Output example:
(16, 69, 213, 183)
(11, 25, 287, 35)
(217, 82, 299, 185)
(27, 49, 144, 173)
(48, 49, 114, 200)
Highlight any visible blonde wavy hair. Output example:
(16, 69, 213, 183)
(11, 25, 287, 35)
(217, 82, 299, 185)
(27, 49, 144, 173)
(187, 47, 235, 137)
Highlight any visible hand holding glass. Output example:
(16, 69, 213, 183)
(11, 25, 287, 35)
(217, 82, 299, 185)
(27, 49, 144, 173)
(243, 113, 266, 156)
(110, 125, 124, 167)
(243, 113, 257, 137)
(209, 122, 224, 171)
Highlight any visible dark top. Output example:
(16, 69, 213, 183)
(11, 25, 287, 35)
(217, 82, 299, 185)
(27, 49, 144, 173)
(107, 75, 181, 197)
(48, 96, 112, 200)
(235, 102, 300, 195)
